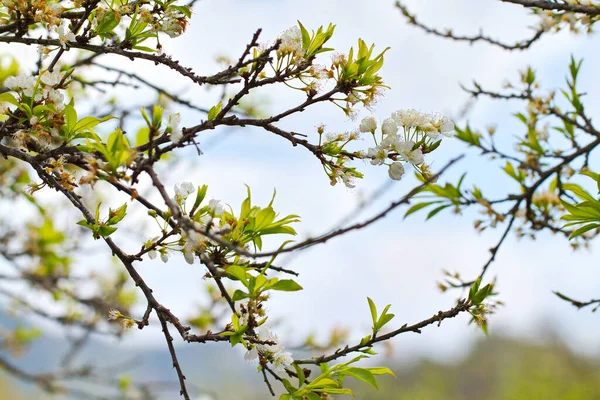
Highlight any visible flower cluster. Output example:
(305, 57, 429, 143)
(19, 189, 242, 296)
(107, 308, 136, 330)
(159, 6, 189, 38)
(537, 3, 598, 33)
(5, 70, 64, 106)
(144, 182, 229, 265)
(243, 324, 294, 374)
(321, 110, 453, 188)
(277, 26, 305, 62)
(364, 110, 454, 181)
(4, 70, 68, 150)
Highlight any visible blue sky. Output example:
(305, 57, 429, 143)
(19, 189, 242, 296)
(3, 0, 600, 366)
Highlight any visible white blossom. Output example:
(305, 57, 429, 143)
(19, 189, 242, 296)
(160, 251, 170, 263)
(439, 117, 455, 136)
(48, 89, 65, 107)
(392, 109, 428, 128)
(278, 26, 304, 59)
(405, 148, 424, 165)
(423, 124, 441, 141)
(359, 116, 377, 133)
(272, 351, 294, 374)
(208, 199, 224, 216)
(168, 113, 182, 141)
(49, 3, 63, 13)
(57, 23, 76, 49)
(175, 182, 195, 200)
(107, 309, 121, 321)
(388, 162, 405, 181)
(341, 172, 356, 189)
(244, 346, 259, 361)
(182, 244, 195, 264)
(381, 118, 398, 136)
(5, 74, 37, 93)
(161, 8, 187, 38)
(331, 52, 345, 65)
(40, 70, 63, 87)
(367, 146, 388, 166)
(393, 139, 414, 155)
(256, 326, 284, 354)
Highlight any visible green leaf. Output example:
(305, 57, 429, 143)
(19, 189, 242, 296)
(343, 367, 378, 389)
(64, 104, 78, 133)
(231, 290, 248, 302)
(426, 204, 452, 220)
(562, 183, 596, 202)
(73, 115, 114, 134)
(480, 320, 489, 336)
(207, 101, 222, 121)
(553, 291, 576, 303)
(225, 265, 248, 284)
(269, 279, 303, 292)
(404, 201, 440, 218)
(95, 202, 102, 222)
(77, 219, 93, 229)
(191, 185, 208, 215)
(97, 225, 118, 237)
(107, 203, 127, 225)
(502, 162, 523, 183)
(281, 379, 297, 394)
(132, 45, 157, 53)
(293, 364, 306, 387)
(0, 92, 19, 106)
(472, 284, 493, 305)
(96, 10, 121, 34)
(366, 367, 396, 377)
(229, 333, 242, 347)
(469, 278, 481, 303)
(319, 363, 329, 374)
(172, 5, 192, 18)
(376, 313, 395, 330)
(367, 297, 377, 328)
(569, 223, 600, 239)
(297, 21, 311, 50)
(312, 388, 353, 395)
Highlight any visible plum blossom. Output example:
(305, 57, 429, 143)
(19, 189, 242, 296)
(161, 7, 188, 38)
(160, 250, 170, 263)
(168, 113, 182, 141)
(381, 118, 398, 136)
(359, 116, 377, 133)
(57, 23, 76, 49)
(5, 74, 37, 93)
(107, 309, 122, 321)
(277, 26, 304, 60)
(272, 351, 294, 373)
(174, 182, 195, 202)
(392, 109, 428, 128)
(40, 70, 63, 86)
(367, 146, 388, 166)
(388, 162, 405, 181)
(208, 199, 224, 216)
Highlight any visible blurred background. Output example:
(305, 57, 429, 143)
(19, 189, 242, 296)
(2, 0, 600, 398)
